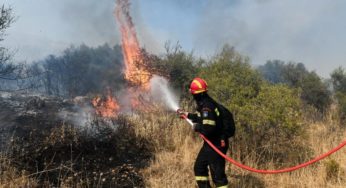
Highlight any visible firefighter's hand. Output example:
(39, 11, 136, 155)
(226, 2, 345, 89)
(177, 109, 188, 119)
(193, 123, 201, 132)
(221, 140, 226, 147)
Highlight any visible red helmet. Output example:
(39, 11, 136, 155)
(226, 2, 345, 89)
(190, 77, 208, 94)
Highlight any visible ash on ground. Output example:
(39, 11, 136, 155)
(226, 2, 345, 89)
(0, 92, 152, 187)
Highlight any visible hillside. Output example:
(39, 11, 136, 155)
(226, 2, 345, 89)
(0, 92, 345, 187)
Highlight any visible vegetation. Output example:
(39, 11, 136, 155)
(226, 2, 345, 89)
(30, 44, 125, 97)
(1, 5, 346, 187)
(2, 117, 152, 187)
(259, 60, 331, 113)
(150, 42, 199, 98)
(331, 67, 346, 122)
(0, 5, 16, 88)
(0, 5, 40, 92)
(1, 43, 346, 187)
(199, 47, 306, 164)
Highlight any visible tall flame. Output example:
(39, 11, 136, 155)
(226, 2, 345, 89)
(92, 0, 153, 118)
(115, 0, 151, 89)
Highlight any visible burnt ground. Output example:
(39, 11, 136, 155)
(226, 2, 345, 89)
(0, 92, 153, 187)
(0, 93, 70, 149)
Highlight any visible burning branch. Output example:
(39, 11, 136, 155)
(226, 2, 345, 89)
(115, 0, 152, 90)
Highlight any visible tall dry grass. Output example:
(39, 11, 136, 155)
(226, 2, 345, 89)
(0, 154, 38, 188)
(0, 108, 345, 187)
(131, 110, 346, 188)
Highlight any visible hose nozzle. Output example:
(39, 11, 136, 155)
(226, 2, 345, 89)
(176, 108, 184, 114)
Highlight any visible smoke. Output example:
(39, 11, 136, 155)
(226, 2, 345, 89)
(192, 0, 346, 77)
(149, 75, 179, 112)
(3, 0, 119, 62)
(60, 0, 119, 45)
(56, 96, 96, 127)
(4, 0, 346, 78)
(58, 104, 94, 128)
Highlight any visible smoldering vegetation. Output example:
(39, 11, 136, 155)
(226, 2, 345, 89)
(0, 92, 153, 187)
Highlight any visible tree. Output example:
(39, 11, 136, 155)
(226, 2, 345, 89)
(331, 67, 346, 93)
(258, 61, 308, 86)
(331, 67, 346, 121)
(149, 42, 199, 97)
(199, 45, 261, 107)
(282, 62, 307, 87)
(33, 44, 125, 97)
(0, 5, 16, 81)
(258, 60, 286, 84)
(0, 5, 47, 92)
(259, 61, 331, 113)
(300, 72, 331, 113)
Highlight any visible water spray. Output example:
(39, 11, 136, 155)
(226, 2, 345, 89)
(150, 75, 179, 111)
(150, 75, 193, 127)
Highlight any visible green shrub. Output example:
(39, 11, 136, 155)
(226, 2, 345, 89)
(335, 92, 346, 124)
(149, 43, 199, 98)
(331, 67, 346, 121)
(199, 45, 261, 107)
(259, 61, 331, 113)
(198, 46, 307, 165)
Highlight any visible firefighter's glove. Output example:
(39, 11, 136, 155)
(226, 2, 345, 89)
(177, 109, 188, 119)
(193, 123, 201, 132)
(221, 140, 226, 147)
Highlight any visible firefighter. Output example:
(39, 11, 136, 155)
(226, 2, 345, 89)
(179, 77, 228, 188)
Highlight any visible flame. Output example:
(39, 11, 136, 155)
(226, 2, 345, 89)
(92, 0, 154, 118)
(92, 95, 120, 118)
(115, 0, 151, 90)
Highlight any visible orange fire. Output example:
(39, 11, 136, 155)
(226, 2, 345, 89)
(115, 0, 151, 90)
(92, 0, 153, 118)
(92, 95, 120, 118)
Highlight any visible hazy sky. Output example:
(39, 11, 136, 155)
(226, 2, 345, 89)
(2, 0, 346, 78)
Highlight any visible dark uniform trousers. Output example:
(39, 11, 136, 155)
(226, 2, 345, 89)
(194, 142, 228, 188)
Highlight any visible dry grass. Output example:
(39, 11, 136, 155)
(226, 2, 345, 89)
(129, 111, 199, 187)
(1, 109, 345, 187)
(132, 110, 346, 188)
(260, 122, 346, 188)
(0, 154, 38, 188)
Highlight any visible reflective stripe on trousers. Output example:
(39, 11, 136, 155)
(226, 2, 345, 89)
(195, 176, 208, 181)
(217, 185, 228, 188)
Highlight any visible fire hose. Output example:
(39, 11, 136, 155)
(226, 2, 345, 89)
(180, 114, 346, 174)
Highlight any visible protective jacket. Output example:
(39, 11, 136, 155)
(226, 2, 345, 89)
(188, 94, 228, 188)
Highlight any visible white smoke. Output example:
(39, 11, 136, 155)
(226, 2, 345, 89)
(192, 0, 346, 78)
(3, 0, 119, 63)
(149, 75, 179, 112)
(58, 102, 94, 128)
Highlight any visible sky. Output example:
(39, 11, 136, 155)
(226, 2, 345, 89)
(1, 0, 346, 78)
